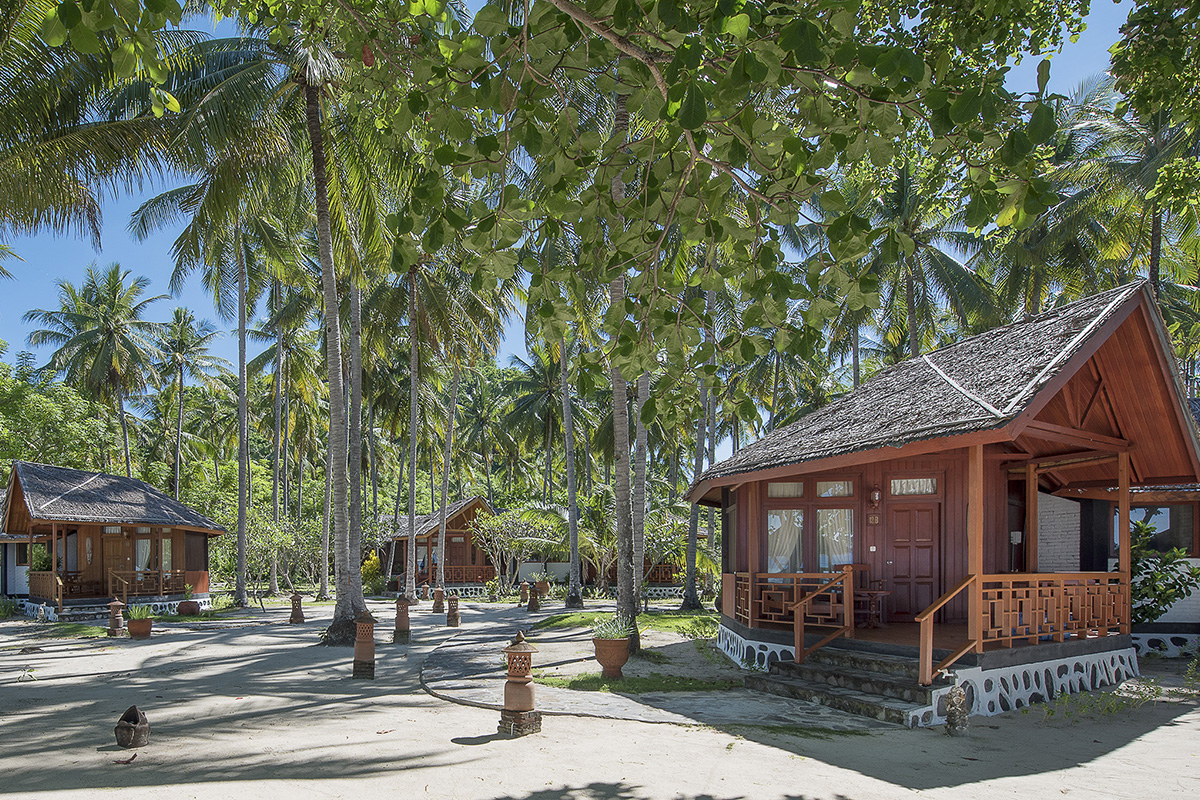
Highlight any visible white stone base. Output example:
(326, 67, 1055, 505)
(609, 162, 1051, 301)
(19, 595, 213, 621)
(645, 585, 684, 599)
(720, 622, 1141, 727)
(1132, 632, 1200, 659)
(446, 584, 488, 598)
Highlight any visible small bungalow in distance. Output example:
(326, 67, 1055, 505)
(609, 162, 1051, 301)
(383, 496, 497, 594)
(0, 461, 225, 620)
(690, 282, 1200, 726)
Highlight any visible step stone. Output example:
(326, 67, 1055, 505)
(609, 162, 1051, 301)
(800, 646, 924, 680)
(769, 660, 938, 705)
(744, 673, 922, 726)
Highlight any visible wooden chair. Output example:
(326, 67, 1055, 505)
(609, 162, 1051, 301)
(837, 563, 890, 628)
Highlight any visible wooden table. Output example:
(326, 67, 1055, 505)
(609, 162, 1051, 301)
(855, 590, 891, 628)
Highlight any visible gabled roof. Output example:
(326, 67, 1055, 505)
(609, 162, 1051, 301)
(381, 496, 492, 540)
(693, 282, 1197, 499)
(5, 461, 224, 533)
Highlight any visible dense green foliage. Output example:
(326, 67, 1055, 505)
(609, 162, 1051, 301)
(1130, 520, 1200, 624)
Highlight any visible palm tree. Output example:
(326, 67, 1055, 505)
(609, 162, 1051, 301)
(25, 263, 165, 476)
(156, 308, 229, 498)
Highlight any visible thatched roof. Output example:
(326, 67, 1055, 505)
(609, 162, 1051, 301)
(381, 496, 492, 540)
(694, 282, 1147, 490)
(7, 461, 224, 533)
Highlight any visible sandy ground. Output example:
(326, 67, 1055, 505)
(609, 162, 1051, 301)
(1, 602, 1198, 800)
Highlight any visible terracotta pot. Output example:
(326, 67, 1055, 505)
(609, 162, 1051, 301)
(535, 580, 550, 598)
(127, 619, 152, 639)
(177, 600, 200, 616)
(593, 637, 630, 679)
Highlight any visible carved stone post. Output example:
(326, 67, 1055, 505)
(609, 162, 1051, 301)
(446, 594, 460, 627)
(394, 596, 411, 644)
(499, 632, 541, 736)
(289, 592, 305, 624)
(107, 598, 125, 637)
(352, 611, 377, 679)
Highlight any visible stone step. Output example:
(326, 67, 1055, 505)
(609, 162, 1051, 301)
(800, 645, 925, 680)
(769, 660, 939, 705)
(745, 673, 923, 726)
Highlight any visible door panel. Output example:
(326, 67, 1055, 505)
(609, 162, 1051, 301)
(103, 538, 127, 580)
(887, 504, 940, 619)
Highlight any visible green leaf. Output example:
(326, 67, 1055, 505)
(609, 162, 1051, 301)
(640, 395, 657, 426)
(473, 4, 508, 35)
(40, 11, 68, 46)
(69, 23, 100, 54)
(57, 0, 81, 28)
(949, 90, 982, 125)
(1026, 102, 1057, 144)
(678, 84, 707, 130)
(780, 19, 823, 66)
(1037, 59, 1052, 94)
(112, 41, 137, 78)
(721, 13, 750, 41)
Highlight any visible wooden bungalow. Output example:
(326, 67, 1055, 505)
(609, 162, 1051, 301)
(384, 496, 497, 590)
(689, 282, 1200, 724)
(0, 461, 225, 616)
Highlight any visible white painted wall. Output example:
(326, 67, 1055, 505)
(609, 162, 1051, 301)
(1037, 492, 1081, 572)
(1157, 557, 1200, 624)
(517, 561, 570, 583)
(3, 545, 29, 595)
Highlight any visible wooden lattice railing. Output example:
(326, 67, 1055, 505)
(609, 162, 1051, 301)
(980, 573, 1129, 646)
(107, 569, 189, 601)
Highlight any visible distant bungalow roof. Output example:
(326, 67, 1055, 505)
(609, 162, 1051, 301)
(381, 496, 491, 540)
(5, 461, 225, 533)
(692, 282, 1197, 497)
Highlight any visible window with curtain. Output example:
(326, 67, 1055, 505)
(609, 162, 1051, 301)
(103, 526, 121, 535)
(816, 480, 853, 497)
(766, 509, 804, 574)
(134, 539, 152, 572)
(891, 477, 937, 496)
(161, 539, 173, 571)
(817, 509, 854, 570)
(768, 482, 804, 498)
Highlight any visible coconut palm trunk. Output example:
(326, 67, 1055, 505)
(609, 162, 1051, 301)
(435, 363, 461, 589)
(906, 266, 920, 359)
(682, 377, 707, 610)
(632, 369, 649, 626)
(611, 276, 637, 641)
(405, 272, 420, 600)
(304, 79, 358, 639)
(270, 285, 283, 594)
(320, 447, 330, 599)
(117, 387, 132, 478)
(236, 226, 249, 607)
(175, 362, 184, 499)
(562, 336, 583, 608)
(349, 280, 365, 600)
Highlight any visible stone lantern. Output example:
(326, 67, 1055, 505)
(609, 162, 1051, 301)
(446, 594, 460, 627)
(519, 581, 530, 605)
(432, 586, 445, 614)
(107, 598, 126, 637)
(289, 592, 305, 624)
(526, 586, 540, 613)
(352, 611, 377, 680)
(394, 595, 411, 644)
(420, 582, 430, 601)
(499, 631, 541, 736)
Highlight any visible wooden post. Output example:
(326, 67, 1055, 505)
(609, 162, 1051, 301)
(1025, 463, 1039, 573)
(1118, 451, 1131, 634)
(51, 522, 59, 611)
(968, 445, 984, 652)
(747, 484, 762, 629)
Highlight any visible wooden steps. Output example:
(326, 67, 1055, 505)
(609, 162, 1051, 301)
(744, 646, 947, 726)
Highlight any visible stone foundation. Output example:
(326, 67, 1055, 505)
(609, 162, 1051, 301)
(498, 709, 542, 737)
(1132, 632, 1200, 659)
(19, 595, 213, 622)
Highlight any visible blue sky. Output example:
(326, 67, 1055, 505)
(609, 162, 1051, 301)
(1, 2, 1132, 370)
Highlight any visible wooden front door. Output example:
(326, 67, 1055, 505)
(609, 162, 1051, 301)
(886, 503, 940, 619)
(103, 538, 127, 583)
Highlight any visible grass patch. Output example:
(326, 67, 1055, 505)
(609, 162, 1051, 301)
(34, 622, 107, 639)
(633, 649, 672, 665)
(533, 610, 720, 637)
(533, 671, 739, 693)
(721, 724, 874, 741)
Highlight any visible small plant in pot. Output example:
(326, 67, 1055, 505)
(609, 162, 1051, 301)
(592, 614, 635, 679)
(126, 605, 154, 639)
(177, 584, 200, 617)
(484, 577, 501, 603)
(531, 571, 552, 598)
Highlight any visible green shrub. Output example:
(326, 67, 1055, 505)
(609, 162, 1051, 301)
(1130, 521, 1200, 624)
(361, 553, 386, 596)
(126, 605, 154, 620)
(592, 613, 635, 640)
(0, 598, 19, 618)
(211, 594, 234, 611)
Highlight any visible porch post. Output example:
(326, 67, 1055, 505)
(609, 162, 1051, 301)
(1118, 450, 1131, 633)
(51, 521, 57, 579)
(746, 483, 762, 628)
(1025, 463, 1039, 572)
(968, 445, 984, 652)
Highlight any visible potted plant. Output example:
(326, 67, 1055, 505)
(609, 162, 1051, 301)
(592, 614, 635, 679)
(531, 571, 552, 598)
(126, 605, 154, 639)
(177, 584, 200, 617)
(484, 577, 501, 603)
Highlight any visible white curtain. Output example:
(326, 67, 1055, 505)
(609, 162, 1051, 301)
(817, 509, 854, 570)
(766, 509, 803, 574)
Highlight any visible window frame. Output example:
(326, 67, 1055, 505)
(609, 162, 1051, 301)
(1121, 502, 1200, 558)
(762, 475, 861, 573)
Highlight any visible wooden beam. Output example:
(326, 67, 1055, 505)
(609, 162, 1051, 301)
(1004, 451, 1116, 473)
(1060, 475, 1198, 490)
(1025, 463, 1039, 573)
(1037, 455, 1118, 475)
(968, 445, 984, 653)
(1020, 420, 1130, 452)
(1118, 451, 1131, 633)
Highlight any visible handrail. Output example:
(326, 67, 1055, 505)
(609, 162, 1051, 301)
(915, 573, 976, 623)
(109, 570, 130, 604)
(790, 566, 854, 664)
(918, 574, 977, 685)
